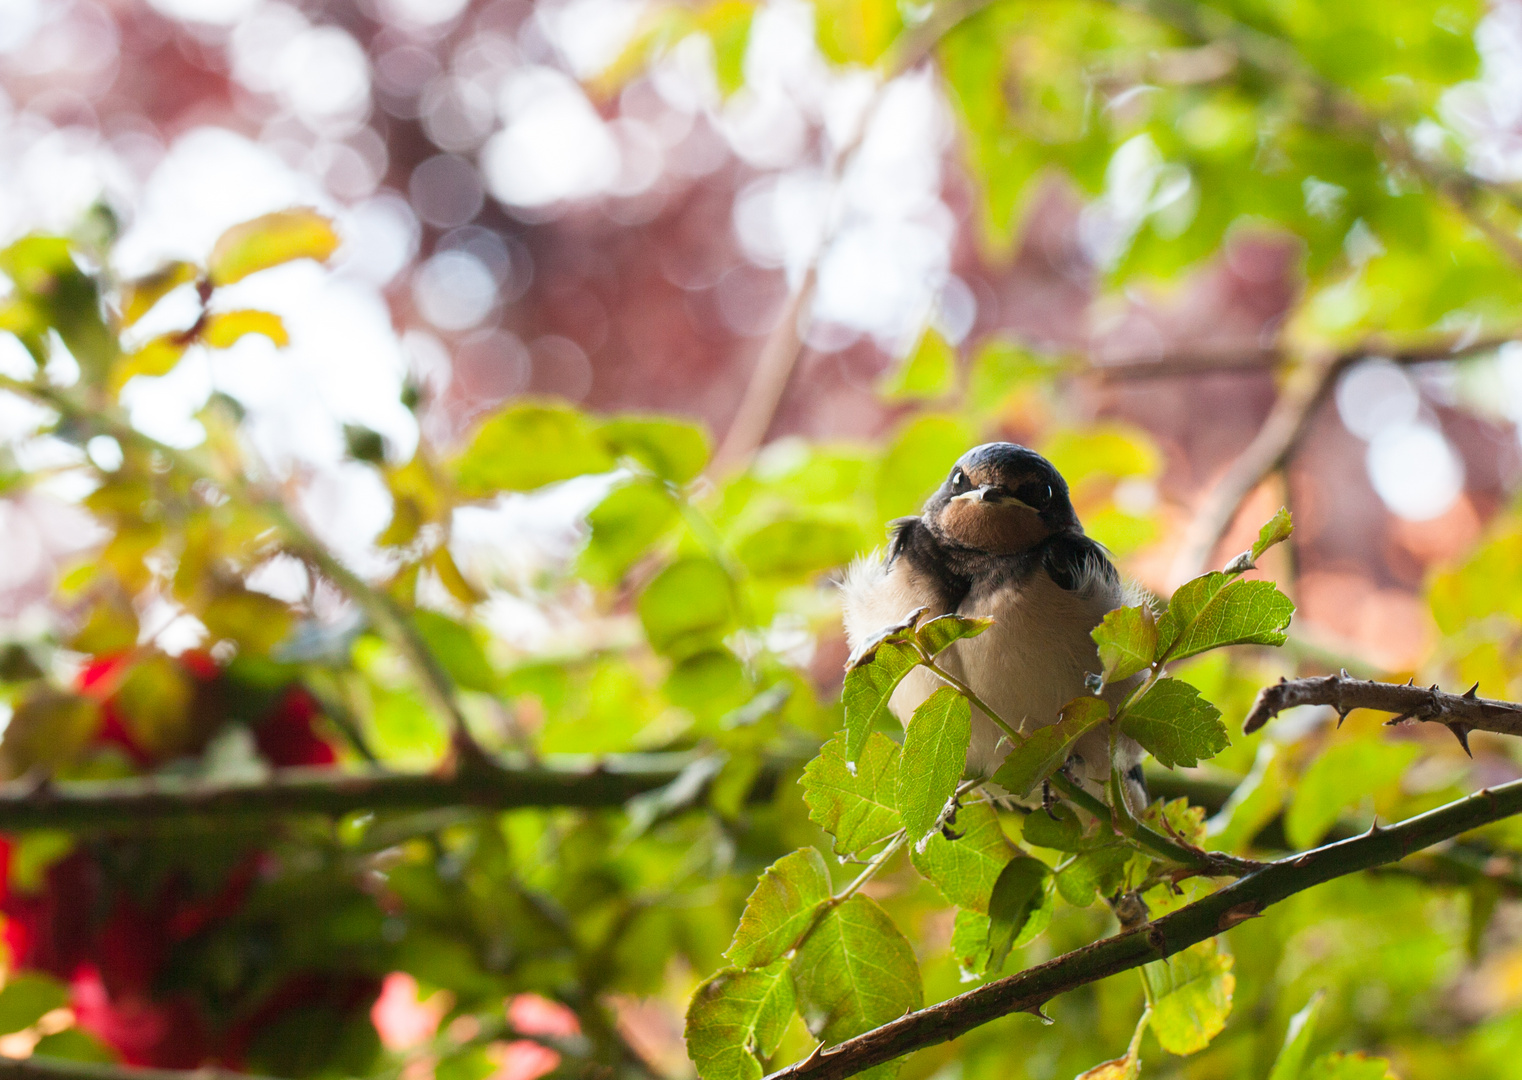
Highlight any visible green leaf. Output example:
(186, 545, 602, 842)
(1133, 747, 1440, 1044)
(736, 516, 862, 578)
(1250, 508, 1295, 564)
(638, 556, 737, 659)
(685, 961, 795, 1080)
(881, 327, 955, 400)
(454, 402, 617, 497)
(1268, 991, 1326, 1080)
(726, 848, 832, 969)
(897, 686, 971, 843)
(31, 1027, 116, 1063)
(842, 631, 921, 762)
(873, 414, 974, 522)
(1284, 738, 1421, 850)
(950, 909, 993, 978)
(914, 613, 991, 657)
(1302, 1052, 1396, 1080)
(579, 478, 679, 586)
(1143, 939, 1235, 1056)
(0, 973, 69, 1034)
(802, 733, 902, 857)
(1208, 745, 1289, 854)
(1155, 575, 1295, 664)
(991, 697, 1109, 798)
(909, 801, 1013, 912)
(413, 610, 497, 694)
(790, 895, 922, 1055)
(207, 208, 340, 285)
(1054, 845, 1133, 907)
(598, 415, 710, 483)
(813, 0, 902, 67)
(986, 856, 1054, 971)
(1092, 605, 1157, 685)
(1020, 802, 1088, 853)
(701, 1, 756, 97)
(1118, 679, 1228, 769)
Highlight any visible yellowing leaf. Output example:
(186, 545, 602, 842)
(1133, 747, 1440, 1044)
(1143, 939, 1235, 1056)
(0, 688, 100, 778)
(201, 309, 289, 349)
(208, 209, 340, 286)
(119, 262, 196, 327)
(815, 0, 902, 67)
(202, 587, 293, 655)
(111, 335, 186, 392)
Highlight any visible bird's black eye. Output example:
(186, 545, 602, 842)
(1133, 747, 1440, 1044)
(949, 469, 968, 492)
(1015, 481, 1053, 508)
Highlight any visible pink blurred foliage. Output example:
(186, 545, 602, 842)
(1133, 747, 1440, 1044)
(372, 972, 447, 1052)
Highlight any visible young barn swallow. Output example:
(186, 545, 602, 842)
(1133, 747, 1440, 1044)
(842, 442, 1144, 799)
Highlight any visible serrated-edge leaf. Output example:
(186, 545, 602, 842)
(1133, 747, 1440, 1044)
(1118, 678, 1228, 769)
(842, 636, 921, 762)
(986, 856, 1051, 971)
(802, 733, 901, 857)
(727, 847, 832, 969)
(991, 697, 1109, 798)
(790, 894, 922, 1047)
(1251, 508, 1295, 563)
(897, 686, 971, 843)
(685, 961, 796, 1080)
(909, 801, 1013, 912)
(1158, 577, 1295, 664)
(1092, 605, 1157, 684)
(1143, 939, 1235, 1056)
(915, 613, 991, 657)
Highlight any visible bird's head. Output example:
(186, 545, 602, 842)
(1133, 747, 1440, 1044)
(923, 443, 1080, 554)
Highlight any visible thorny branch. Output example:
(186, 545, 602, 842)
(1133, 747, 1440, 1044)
(764, 775, 1522, 1080)
(1243, 672, 1522, 752)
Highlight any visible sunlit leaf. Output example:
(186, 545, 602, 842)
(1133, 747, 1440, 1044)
(1268, 991, 1326, 1080)
(701, 0, 756, 96)
(1155, 574, 1295, 664)
(736, 515, 862, 578)
(413, 610, 497, 694)
(842, 634, 920, 762)
(914, 613, 991, 657)
(598, 415, 710, 483)
(0, 973, 69, 1034)
(112, 335, 186, 392)
(686, 962, 795, 1080)
(909, 801, 1013, 912)
(1302, 1052, 1397, 1080)
(897, 686, 971, 844)
(0, 686, 100, 779)
(813, 0, 902, 67)
(991, 697, 1109, 798)
(881, 327, 955, 400)
(208, 208, 340, 286)
(1118, 678, 1228, 769)
(454, 401, 617, 496)
(578, 478, 679, 586)
(802, 733, 901, 857)
(1250, 508, 1295, 564)
(790, 894, 922, 1058)
(201, 309, 289, 349)
(1092, 605, 1157, 685)
(874, 414, 973, 522)
(986, 855, 1053, 971)
(119, 261, 196, 327)
(726, 847, 832, 969)
(1143, 938, 1235, 1056)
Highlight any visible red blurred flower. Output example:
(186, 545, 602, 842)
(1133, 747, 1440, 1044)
(256, 686, 337, 767)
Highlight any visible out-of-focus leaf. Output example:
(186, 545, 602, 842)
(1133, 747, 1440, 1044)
(1055, 845, 1133, 907)
(1284, 738, 1421, 850)
(208, 208, 340, 286)
(413, 609, 497, 694)
(579, 478, 678, 586)
(1208, 743, 1288, 853)
(0, 973, 69, 1034)
(1302, 1052, 1397, 1080)
(1155, 574, 1295, 664)
(726, 847, 832, 969)
(897, 686, 971, 843)
(790, 894, 921, 1059)
(1118, 679, 1228, 769)
(598, 415, 710, 483)
(0, 687, 100, 778)
(1268, 991, 1326, 1080)
(0, 235, 113, 378)
(1143, 938, 1235, 1056)
(1021, 802, 1088, 853)
(119, 261, 196, 326)
(881, 327, 955, 400)
(700, 0, 755, 96)
(1041, 425, 1161, 488)
(991, 697, 1109, 798)
(201, 309, 289, 349)
(1140, 797, 1208, 848)
(966, 338, 1059, 413)
(453, 401, 617, 497)
(113, 655, 197, 759)
(638, 556, 736, 659)
(802, 733, 901, 857)
(431, 546, 486, 605)
(736, 516, 861, 578)
(1075, 1008, 1151, 1080)
(665, 649, 749, 725)
(813, 0, 902, 66)
(915, 613, 991, 657)
(202, 587, 293, 656)
(1092, 605, 1157, 685)
(874, 414, 973, 521)
(685, 961, 795, 1080)
(111, 335, 186, 392)
(842, 634, 919, 762)
(909, 801, 1013, 912)
(986, 855, 1053, 971)
(31, 1027, 115, 1063)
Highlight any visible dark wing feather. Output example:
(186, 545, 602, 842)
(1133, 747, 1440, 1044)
(1042, 534, 1119, 595)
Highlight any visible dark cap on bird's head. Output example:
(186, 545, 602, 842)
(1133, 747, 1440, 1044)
(923, 442, 1080, 554)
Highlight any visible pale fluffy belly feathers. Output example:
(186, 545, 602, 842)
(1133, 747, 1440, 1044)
(840, 553, 1135, 787)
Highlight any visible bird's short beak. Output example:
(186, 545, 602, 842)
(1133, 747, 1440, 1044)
(952, 486, 1033, 510)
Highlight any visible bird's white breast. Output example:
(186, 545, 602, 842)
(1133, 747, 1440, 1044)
(840, 549, 1131, 784)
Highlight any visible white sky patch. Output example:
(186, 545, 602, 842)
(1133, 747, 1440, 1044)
(483, 66, 621, 208)
(537, 0, 648, 80)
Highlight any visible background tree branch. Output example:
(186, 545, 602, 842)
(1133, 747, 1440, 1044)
(1244, 673, 1522, 748)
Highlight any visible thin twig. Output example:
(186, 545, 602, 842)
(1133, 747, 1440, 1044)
(1243, 673, 1522, 752)
(763, 775, 1522, 1080)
